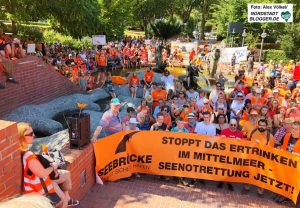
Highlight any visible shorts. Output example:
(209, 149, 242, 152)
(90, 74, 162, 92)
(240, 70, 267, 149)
(98, 66, 106, 73)
(0, 43, 8, 50)
(141, 80, 152, 88)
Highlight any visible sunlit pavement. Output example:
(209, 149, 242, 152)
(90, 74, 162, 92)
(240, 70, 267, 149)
(78, 175, 288, 208)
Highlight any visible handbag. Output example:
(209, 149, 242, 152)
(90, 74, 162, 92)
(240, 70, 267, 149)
(40, 177, 61, 206)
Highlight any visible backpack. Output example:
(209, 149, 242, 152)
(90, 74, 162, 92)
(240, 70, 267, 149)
(249, 128, 271, 145)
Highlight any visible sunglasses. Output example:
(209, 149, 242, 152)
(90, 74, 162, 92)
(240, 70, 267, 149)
(237, 95, 243, 97)
(230, 124, 237, 127)
(163, 109, 168, 111)
(25, 132, 34, 137)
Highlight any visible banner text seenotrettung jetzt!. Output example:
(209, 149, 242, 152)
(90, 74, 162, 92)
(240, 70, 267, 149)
(94, 131, 300, 204)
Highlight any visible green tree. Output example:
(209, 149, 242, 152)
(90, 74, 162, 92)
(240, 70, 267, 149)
(148, 18, 182, 40)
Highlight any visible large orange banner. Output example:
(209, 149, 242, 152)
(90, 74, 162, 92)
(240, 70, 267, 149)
(94, 131, 300, 203)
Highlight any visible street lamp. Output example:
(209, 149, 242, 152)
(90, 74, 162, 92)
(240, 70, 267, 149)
(231, 28, 235, 47)
(242, 29, 247, 47)
(259, 29, 267, 63)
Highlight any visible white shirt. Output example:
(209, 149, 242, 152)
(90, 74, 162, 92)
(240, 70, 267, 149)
(230, 100, 245, 118)
(194, 122, 216, 136)
(209, 89, 219, 105)
(161, 75, 175, 92)
(186, 91, 199, 100)
(196, 96, 205, 110)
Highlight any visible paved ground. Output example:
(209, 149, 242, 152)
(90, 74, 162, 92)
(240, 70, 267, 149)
(78, 175, 290, 208)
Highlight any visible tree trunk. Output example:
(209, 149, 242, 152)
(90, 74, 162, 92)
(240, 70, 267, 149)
(11, 20, 17, 35)
(201, 10, 205, 40)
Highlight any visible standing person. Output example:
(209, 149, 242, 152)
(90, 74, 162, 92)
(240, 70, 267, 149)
(143, 66, 154, 98)
(186, 87, 199, 101)
(247, 51, 254, 77)
(129, 72, 140, 98)
(230, 92, 245, 124)
(161, 70, 175, 92)
(171, 116, 189, 133)
(184, 113, 197, 133)
(242, 110, 259, 139)
(215, 114, 229, 135)
(274, 121, 300, 205)
(126, 118, 140, 130)
(150, 112, 168, 131)
(194, 112, 216, 136)
(217, 120, 242, 191)
(96, 49, 107, 85)
(242, 119, 276, 196)
(122, 107, 137, 129)
(231, 53, 236, 73)
(92, 98, 123, 142)
(151, 83, 167, 110)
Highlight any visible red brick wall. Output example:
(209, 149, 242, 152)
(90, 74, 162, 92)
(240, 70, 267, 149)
(62, 144, 96, 200)
(0, 56, 83, 118)
(0, 120, 22, 201)
(0, 119, 95, 202)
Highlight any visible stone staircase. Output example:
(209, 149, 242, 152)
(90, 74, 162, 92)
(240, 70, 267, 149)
(0, 56, 83, 118)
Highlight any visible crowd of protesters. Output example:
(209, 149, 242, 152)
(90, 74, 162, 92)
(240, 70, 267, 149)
(92, 55, 300, 204)
(1, 27, 300, 206)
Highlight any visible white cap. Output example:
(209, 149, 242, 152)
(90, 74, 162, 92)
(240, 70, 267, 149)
(129, 118, 139, 124)
(273, 89, 279, 93)
(255, 88, 262, 93)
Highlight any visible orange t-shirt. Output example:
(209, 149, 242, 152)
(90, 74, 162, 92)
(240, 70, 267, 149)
(144, 71, 154, 83)
(164, 115, 172, 126)
(129, 76, 140, 87)
(151, 90, 167, 109)
(250, 96, 265, 107)
(96, 53, 107, 66)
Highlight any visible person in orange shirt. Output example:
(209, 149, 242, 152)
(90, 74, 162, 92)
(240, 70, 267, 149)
(151, 84, 167, 110)
(275, 121, 300, 205)
(281, 121, 300, 153)
(129, 72, 140, 98)
(292, 83, 300, 99)
(241, 109, 259, 139)
(96, 49, 107, 85)
(249, 88, 265, 110)
(71, 64, 79, 83)
(189, 49, 196, 63)
(143, 66, 154, 97)
(74, 53, 83, 65)
(243, 119, 276, 196)
(180, 104, 192, 122)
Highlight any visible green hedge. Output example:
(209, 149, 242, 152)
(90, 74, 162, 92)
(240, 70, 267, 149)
(263, 49, 288, 63)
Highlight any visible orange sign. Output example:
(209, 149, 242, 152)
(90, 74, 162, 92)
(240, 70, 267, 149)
(94, 131, 300, 203)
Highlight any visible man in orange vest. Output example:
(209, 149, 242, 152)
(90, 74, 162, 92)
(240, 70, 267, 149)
(274, 121, 300, 205)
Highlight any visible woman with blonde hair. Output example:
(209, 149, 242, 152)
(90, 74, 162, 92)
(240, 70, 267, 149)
(17, 122, 79, 208)
(0, 195, 53, 208)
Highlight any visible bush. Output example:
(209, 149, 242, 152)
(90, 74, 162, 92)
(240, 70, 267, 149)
(263, 49, 288, 63)
(17, 27, 44, 42)
(43, 30, 93, 49)
(255, 43, 280, 50)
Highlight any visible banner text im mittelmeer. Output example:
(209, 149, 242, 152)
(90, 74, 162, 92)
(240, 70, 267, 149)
(94, 131, 300, 203)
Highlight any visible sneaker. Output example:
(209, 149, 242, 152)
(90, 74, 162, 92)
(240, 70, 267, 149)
(217, 182, 223, 189)
(134, 173, 141, 178)
(68, 199, 80, 207)
(257, 192, 264, 198)
(227, 183, 234, 191)
(7, 77, 19, 84)
(0, 82, 5, 89)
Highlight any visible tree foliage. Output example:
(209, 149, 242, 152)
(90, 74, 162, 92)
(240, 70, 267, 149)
(148, 18, 183, 40)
